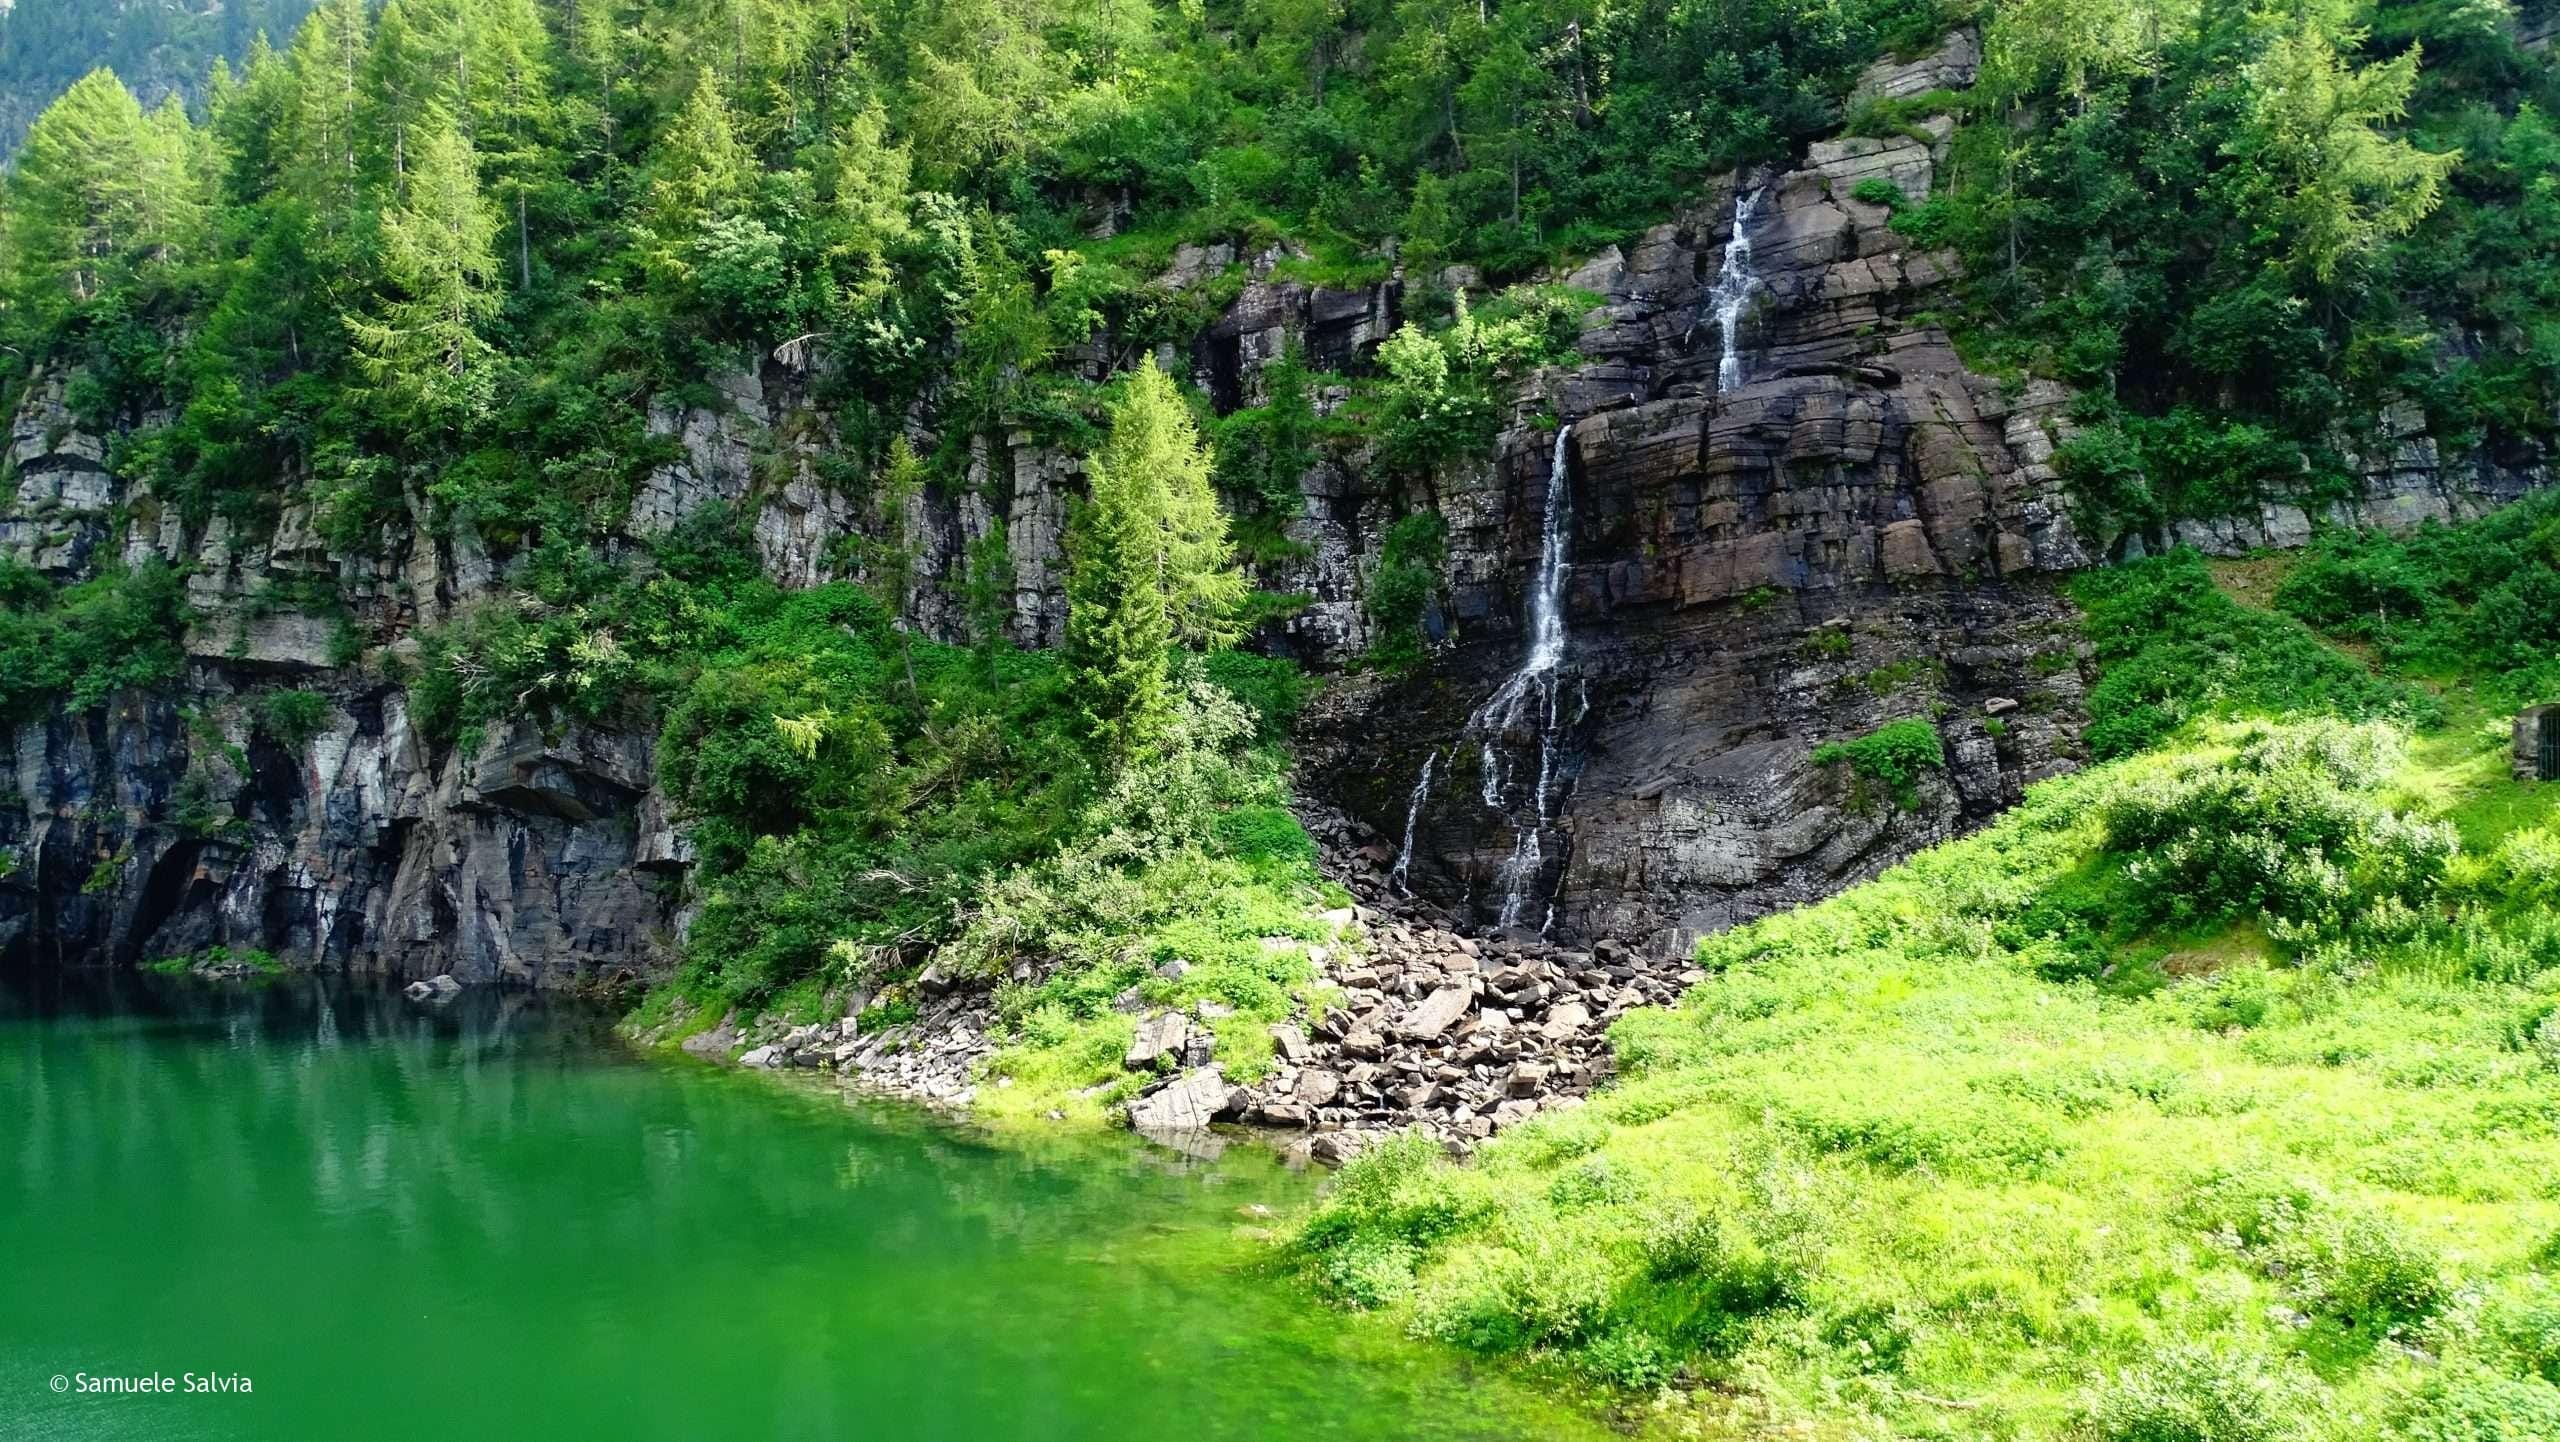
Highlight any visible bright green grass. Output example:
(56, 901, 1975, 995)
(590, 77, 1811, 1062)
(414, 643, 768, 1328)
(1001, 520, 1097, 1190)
(1291, 543, 2560, 1439)
(1294, 731, 2560, 1438)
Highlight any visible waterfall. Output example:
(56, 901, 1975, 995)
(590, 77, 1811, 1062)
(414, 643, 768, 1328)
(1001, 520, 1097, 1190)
(1384, 189, 1765, 931)
(1469, 421, 1581, 933)
(1708, 186, 1766, 392)
(1389, 749, 1439, 896)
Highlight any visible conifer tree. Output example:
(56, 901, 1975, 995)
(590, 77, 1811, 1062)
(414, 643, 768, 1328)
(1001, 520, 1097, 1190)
(284, 0, 371, 247)
(9, 72, 204, 314)
(1066, 357, 1247, 755)
(642, 69, 755, 286)
(345, 112, 500, 425)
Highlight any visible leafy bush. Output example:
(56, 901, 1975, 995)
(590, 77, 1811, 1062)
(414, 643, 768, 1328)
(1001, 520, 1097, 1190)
(2184, 1170, 2445, 1337)
(1369, 294, 1582, 478)
(1810, 717, 1945, 809)
(1363, 510, 1449, 670)
(255, 689, 332, 753)
(0, 558, 191, 721)
(2276, 491, 2560, 705)
(2074, 552, 2429, 759)
(2395, 1368, 2560, 1442)
(2103, 723, 2457, 940)
(2080, 1342, 2313, 1442)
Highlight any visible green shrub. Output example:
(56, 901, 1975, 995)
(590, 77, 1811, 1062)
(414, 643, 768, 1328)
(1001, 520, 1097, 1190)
(2275, 491, 2560, 706)
(2080, 1342, 2314, 1442)
(256, 690, 333, 753)
(2074, 552, 2430, 759)
(2395, 1368, 2560, 1442)
(0, 558, 192, 722)
(1849, 177, 1905, 208)
(1810, 718, 1945, 809)
(2184, 1170, 2445, 1337)
(2101, 723, 2456, 940)
(1363, 510, 1449, 671)
(1213, 803, 1316, 872)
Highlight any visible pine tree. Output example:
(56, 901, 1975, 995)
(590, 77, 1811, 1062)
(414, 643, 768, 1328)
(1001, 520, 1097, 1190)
(1066, 357, 1247, 754)
(345, 112, 501, 426)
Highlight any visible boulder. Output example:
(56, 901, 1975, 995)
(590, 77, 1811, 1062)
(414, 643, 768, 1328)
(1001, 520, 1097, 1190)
(1397, 984, 1475, 1040)
(1270, 1022, 1313, 1063)
(1124, 1011, 1191, 1069)
(1127, 1067, 1241, 1133)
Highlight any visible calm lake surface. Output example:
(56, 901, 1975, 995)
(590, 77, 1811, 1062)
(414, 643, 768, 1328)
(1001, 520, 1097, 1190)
(2, 973, 1608, 1442)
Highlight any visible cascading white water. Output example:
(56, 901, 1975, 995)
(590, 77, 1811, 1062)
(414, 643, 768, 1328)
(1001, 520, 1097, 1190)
(1708, 186, 1766, 393)
(1389, 749, 1439, 896)
(1469, 422, 1578, 932)
(1386, 187, 1765, 931)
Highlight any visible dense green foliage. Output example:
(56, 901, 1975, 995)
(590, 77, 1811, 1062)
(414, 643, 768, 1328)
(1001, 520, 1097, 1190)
(0, 0, 1964, 582)
(2276, 485, 2560, 704)
(1920, 0, 2560, 544)
(0, 556, 190, 722)
(1292, 539, 2560, 1432)
(2072, 549, 2434, 758)
(1809, 716, 1947, 809)
(0, 0, 316, 153)
(1361, 508, 1449, 669)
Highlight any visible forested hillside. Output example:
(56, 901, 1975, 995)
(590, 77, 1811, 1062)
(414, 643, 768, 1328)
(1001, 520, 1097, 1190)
(2, 2, 2558, 1434)
(0, 0, 316, 152)
(3, 0, 2551, 997)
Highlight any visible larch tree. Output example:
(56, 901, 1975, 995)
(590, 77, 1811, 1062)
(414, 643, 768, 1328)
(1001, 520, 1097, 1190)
(2230, 20, 2458, 282)
(345, 112, 502, 426)
(284, 0, 372, 247)
(641, 69, 755, 287)
(458, 0, 562, 290)
(9, 71, 205, 316)
(1066, 357, 1247, 756)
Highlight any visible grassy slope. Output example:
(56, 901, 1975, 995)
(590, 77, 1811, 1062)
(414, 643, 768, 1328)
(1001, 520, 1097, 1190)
(1289, 535, 2560, 1440)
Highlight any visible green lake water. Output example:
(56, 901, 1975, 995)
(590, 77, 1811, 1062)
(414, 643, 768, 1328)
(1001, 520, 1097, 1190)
(2, 974, 1608, 1442)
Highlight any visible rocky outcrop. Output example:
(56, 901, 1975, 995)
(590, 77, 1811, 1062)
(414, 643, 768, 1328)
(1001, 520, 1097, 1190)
(0, 683, 681, 984)
(1848, 28, 1981, 109)
(0, 30, 2545, 987)
(1294, 116, 2095, 952)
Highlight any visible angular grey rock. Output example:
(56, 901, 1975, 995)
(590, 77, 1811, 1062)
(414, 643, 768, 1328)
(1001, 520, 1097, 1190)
(737, 1046, 782, 1069)
(1397, 984, 1474, 1040)
(1543, 1000, 1591, 1040)
(1127, 1066, 1238, 1133)
(1270, 1021, 1313, 1062)
(1294, 1069, 1342, 1107)
(1124, 1011, 1191, 1070)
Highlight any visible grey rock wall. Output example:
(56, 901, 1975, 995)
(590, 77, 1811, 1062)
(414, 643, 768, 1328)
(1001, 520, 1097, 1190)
(0, 33, 2546, 980)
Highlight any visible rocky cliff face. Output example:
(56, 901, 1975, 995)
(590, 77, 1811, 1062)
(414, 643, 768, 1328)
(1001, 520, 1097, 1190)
(1, 31, 2545, 981)
(1286, 31, 2547, 954)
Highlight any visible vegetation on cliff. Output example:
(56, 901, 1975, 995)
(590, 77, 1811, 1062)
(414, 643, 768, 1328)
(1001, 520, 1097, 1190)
(1916, 0, 2560, 548)
(0, 3, 2553, 1432)
(1295, 499, 2560, 1436)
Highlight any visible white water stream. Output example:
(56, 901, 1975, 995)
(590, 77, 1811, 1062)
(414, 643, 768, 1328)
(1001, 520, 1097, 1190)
(1389, 187, 1764, 928)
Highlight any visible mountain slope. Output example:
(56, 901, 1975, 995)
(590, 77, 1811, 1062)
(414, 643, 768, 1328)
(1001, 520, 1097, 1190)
(0, 0, 315, 151)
